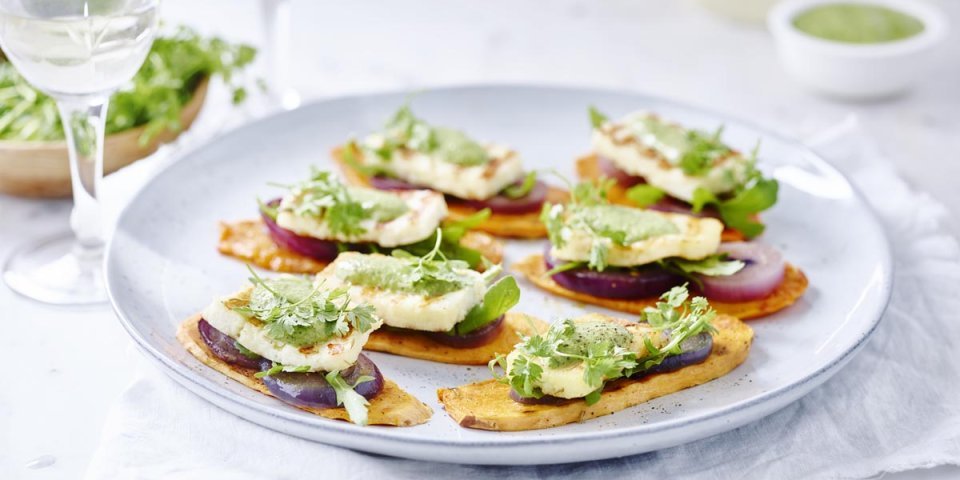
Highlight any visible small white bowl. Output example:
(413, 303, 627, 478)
(768, 0, 949, 100)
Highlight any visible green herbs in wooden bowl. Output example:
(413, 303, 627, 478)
(0, 26, 256, 197)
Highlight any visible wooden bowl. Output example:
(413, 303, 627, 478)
(0, 77, 209, 198)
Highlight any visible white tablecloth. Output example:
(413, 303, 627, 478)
(83, 119, 960, 479)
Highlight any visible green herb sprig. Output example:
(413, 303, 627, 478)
(232, 266, 379, 347)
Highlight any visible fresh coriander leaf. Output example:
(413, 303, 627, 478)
(503, 171, 538, 199)
(584, 389, 603, 405)
(453, 276, 520, 335)
(508, 355, 544, 399)
(588, 106, 609, 129)
(625, 184, 666, 208)
(325, 371, 373, 426)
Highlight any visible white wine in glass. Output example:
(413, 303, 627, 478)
(0, 0, 158, 305)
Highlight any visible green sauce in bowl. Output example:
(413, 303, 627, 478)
(793, 3, 925, 43)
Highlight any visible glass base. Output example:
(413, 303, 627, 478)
(3, 232, 107, 305)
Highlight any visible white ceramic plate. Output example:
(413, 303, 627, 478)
(106, 85, 891, 465)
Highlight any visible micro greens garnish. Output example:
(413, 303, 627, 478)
(278, 169, 409, 239)
(232, 265, 378, 347)
(678, 126, 730, 176)
(397, 208, 491, 269)
(490, 285, 716, 405)
(625, 184, 666, 208)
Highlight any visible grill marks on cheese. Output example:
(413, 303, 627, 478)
(316, 252, 486, 332)
(202, 288, 382, 372)
(359, 134, 525, 200)
(552, 208, 724, 267)
(592, 112, 750, 202)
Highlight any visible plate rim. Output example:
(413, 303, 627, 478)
(105, 83, 894, 456)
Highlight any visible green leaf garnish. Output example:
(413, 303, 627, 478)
(691, 174, 778, 239)
(325, 371, 374, 426)
(232, 265, 379, 347)
(625, 184, 666, 208)
(278, 169, 409, 239)
(502, 171, 538, 199)
(453, 275, 521, 336)
(589, 106, 609, 129)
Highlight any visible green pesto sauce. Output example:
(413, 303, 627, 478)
(628, 115, 691, 162)
(432, 127, 489, 166)
(335, 254, 469, 297)
(558, 320, 633, 358)
(347, 186, 409, 222)
(793, 3, 924, 43)
(576, 205, 680, 244)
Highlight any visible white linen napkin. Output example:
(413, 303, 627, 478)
(85, 119, 960, 480)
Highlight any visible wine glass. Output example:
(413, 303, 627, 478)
(0, 0, 159, 305)
(259, 0, 300, 110)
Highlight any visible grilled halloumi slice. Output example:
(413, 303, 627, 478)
(592, 111, 750, 202)
(276, 188, 446, 247)
(316, 252, 487, 332)
(201, 289, 382, 372)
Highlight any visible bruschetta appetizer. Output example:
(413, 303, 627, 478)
(217, 169, 503, 273)
(333, 105, 569, 238)
(177, 269, 432, 426)
(513, 181, 807, 319)
(438, 285, 752, 431)
(577, 108, 779, 241)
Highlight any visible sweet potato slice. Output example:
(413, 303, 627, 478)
(365, 313, 547, 365)
(576, 153, 748, 242)
(333, 146, 569, 239)
(437, 314, 752, 431)
(217, 218, 503, 273)
(177, 314, 432, 426)
(513, 254, 808, 320)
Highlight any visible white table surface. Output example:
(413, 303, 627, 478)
(2, 1, 958, 478)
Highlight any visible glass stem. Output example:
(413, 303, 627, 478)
(57, 96, 108, 258)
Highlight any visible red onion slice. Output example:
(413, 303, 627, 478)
(544, 250, 683, 299)
(259, 354, 384, 409)
(597, 156, 645, 188)
(261, 199, 340, 262)
(370, 175, 549, 214)
(198, 318, 264, 369)
(449, 181, 549, 214)
(369, 175, 420, 191)
(697, 242, 786, 302)
(425, 315, 505, 348)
